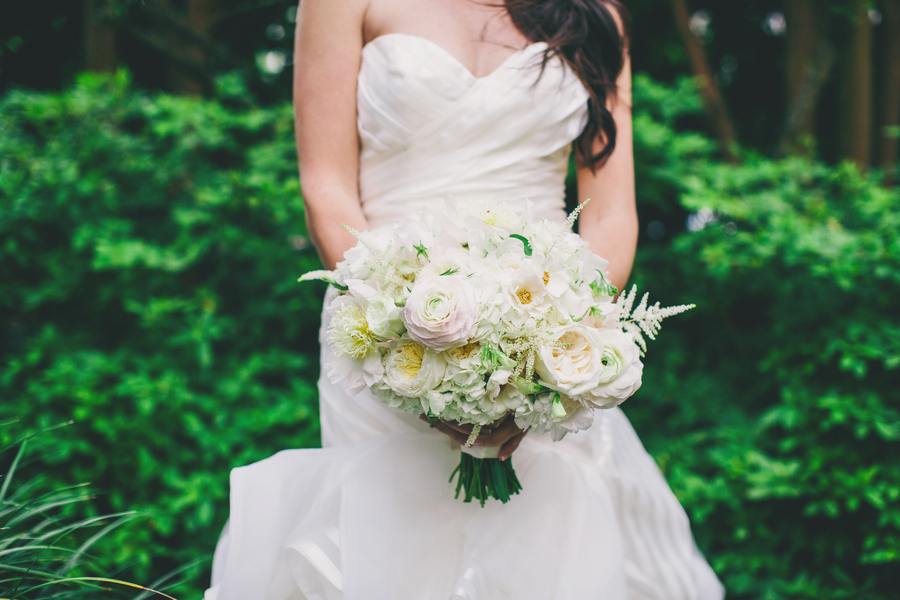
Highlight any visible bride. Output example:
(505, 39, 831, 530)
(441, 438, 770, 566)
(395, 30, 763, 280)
(205, 0, 725, 598)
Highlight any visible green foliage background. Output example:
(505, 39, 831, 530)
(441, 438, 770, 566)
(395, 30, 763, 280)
(0, 72, 325, 596)
(1, 71, 898, 598)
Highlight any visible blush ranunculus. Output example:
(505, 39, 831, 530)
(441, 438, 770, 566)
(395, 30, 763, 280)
(402, 275, 479, 351)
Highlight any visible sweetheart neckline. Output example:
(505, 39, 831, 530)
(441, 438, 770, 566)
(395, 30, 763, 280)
(361, 32, 548, 81)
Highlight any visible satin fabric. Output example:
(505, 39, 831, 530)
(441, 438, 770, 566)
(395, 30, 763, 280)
(356, 35, 587, 228)
(206, 34, 725, 600)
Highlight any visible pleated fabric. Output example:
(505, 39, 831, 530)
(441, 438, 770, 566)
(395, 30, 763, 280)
(355, 34, 588, 228)
(206, 34, 725, 600)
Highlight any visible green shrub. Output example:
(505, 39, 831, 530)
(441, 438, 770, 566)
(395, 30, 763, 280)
(0, 71, 325, 597)
(1, 71, 897, 599)
(628, 74, 900, 599)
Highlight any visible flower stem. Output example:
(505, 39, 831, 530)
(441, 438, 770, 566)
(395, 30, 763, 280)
(450, 453, 522, 506)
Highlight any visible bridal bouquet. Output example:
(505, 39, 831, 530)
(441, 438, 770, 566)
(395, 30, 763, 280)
(300, 198, 692, 505)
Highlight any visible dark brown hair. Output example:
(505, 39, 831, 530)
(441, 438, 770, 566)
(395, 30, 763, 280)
(505, 0, 631, 170)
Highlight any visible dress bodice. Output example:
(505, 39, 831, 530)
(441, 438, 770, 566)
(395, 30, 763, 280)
(356, 34, 590, 228)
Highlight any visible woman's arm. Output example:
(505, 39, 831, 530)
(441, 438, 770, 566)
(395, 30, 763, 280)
(576, 51, 638, 293)
(294, 0, 371, 270)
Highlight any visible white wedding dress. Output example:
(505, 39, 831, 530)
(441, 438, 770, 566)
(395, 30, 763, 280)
(205, 34, 725, 600)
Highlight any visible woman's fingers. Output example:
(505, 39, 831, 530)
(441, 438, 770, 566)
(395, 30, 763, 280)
(432, 422, 471, 446)
(498, 430, 527, 461)
(482, 413, 512, 433)
(441, 420, 473, 434)
(434, 414, 511, 436)
(420, 415, 473, 435)
(470, 417, 522, 447)
(422, 413, 523, 451)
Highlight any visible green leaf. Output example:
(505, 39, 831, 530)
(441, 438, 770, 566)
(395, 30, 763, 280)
(509, 234, 533, 256)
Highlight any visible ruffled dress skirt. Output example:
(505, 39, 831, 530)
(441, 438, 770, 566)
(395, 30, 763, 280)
(204, 301, 724, 600)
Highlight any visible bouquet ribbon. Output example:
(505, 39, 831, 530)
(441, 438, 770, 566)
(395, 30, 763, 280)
(461, 445, 501, 459)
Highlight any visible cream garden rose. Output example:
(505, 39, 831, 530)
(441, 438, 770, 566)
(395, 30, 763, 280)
(534, 325, 605, 396)
(383, 337, 446, 397)
(402, 275, 479, 351)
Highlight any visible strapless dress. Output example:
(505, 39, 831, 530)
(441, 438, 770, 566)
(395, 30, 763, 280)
(205, 33, 725, 600)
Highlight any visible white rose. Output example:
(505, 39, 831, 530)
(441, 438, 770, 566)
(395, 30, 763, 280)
(534, 325, 605, 396)
(580, 329, 644, 408)
(402, 276, 479, 351)
(382, 337, 446, 398)
(365, 294, 405, 339)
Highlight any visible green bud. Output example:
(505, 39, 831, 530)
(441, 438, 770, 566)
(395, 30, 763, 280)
(551, 394, 567, 418)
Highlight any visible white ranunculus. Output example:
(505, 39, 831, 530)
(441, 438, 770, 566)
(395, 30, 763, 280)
(402, 275, 479, 351)
(534, 325, 605, 396)
(382, 337, 446, 398)
(365, 294, 405, 339)
(580, 329, 644, 408)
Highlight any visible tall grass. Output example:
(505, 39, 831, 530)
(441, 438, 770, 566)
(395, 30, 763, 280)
(0, 421, 187, 600)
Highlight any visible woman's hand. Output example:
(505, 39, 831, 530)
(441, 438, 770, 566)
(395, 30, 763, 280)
(419, 413, 526, 461)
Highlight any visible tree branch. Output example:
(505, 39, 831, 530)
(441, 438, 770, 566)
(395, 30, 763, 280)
(670, 0, 739, 162)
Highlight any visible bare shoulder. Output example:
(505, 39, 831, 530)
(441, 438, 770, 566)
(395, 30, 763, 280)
(296, 0, 370, 45)
(298, 0, 371, 18)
